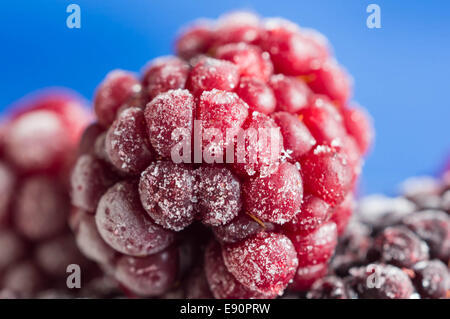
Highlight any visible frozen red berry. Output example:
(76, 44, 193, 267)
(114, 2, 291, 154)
(242, 162, 303, 225)
(96, 180, 175, 257)
(213, 11, 261, 46)
(204, 240, 271, 299)
(259, 18, 328, 75)
(271, 111, 316, 160)
(142, 56, 189, 101)
(235, 77, 276, 114)
(114, 246, 178, 297)
(105, 107, 153, 174)
(231, 111, 282, 178)
(5, 110, 71, 173)
(175, 21, 214, 60)
(94, 70, 141, 127)
(71, 154, 117, 213)
(197, 90, 248, 158)
(283, 194, 331, 233)
(187, 57, 239, 97)
(301, 145, 353, 206)
(215, 43, 272, 81)
(10, 91, 90, 145)
(145, 89, 194, 159)
(288, 221, 338, 266)
(14, 176, 69, 240)
(74, 212, 116, 264)
(194, 166, 241, 226)
(307, 59, 352, 105)
(269, 74, 311, 113)
(298, 95, 347, 146)
(139, 161, 196, 231)
(222, 231, 298, 296)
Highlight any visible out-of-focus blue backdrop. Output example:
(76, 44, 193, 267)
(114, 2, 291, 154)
(1, 0, 449, 194)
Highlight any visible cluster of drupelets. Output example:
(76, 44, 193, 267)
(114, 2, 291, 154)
(0, 92, 120, 298)
(69, 12, 376, 298)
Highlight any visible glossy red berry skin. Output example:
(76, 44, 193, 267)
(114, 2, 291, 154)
(259, 19, 329, 76)
(307, 60, 352, 106)
(142, 56, 189, 102)
(298, 95, 347, 146)
(176, 22, 214, 60)
(301, 145, 353, 206)
(271, 111, 316, 160)
(187, 57, 239, 97)
(215, 43, 272, 81)
(283, 194, 331, 234)
(94, 70, 141, 127)
(235, 77, 276, 115)
(269, 74, 311, 113)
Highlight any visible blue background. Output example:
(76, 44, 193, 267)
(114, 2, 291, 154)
(1, 0, 449, 195)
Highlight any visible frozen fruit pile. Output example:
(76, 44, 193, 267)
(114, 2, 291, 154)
(0, 91, 119, 298)
(70, 11, 374, 299)
(308, 173, 450, 299)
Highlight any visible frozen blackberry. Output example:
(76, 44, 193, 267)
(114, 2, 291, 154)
(412, 260, 450, 299)
(348, 263, 414, 299)
(307, 276, 350, 299)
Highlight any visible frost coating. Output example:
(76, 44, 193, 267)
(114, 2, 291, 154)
(96, 180, 175, 257)
(139, 161, 196, 231)
(222, 232, 298, 295)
